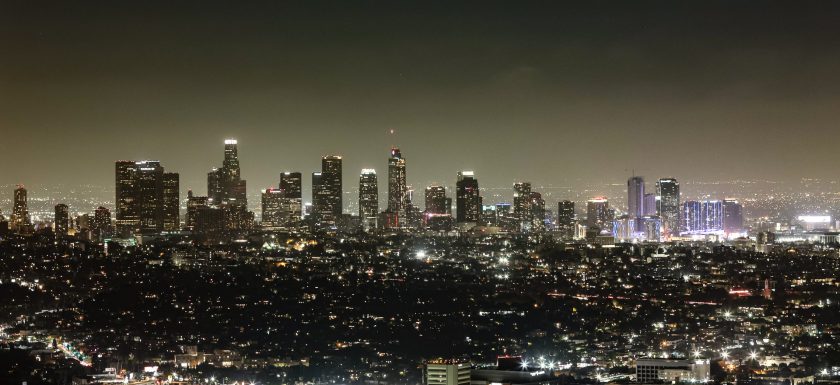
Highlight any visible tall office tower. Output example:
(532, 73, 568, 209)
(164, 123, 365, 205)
(456, 171, 481, 223)
(11, 185, 30, 231)
(387, 148, 407, 213)
(359, 169, 379, 230)
(424, 185, 448, 214)
(586, 197, 610, 231)
(54, 204, 69, 238)
(557, 200, 575, 229)
(115, 161, 140, 235)
(529, 191, 546, 232)
(513, 182, 533, 232)
(723, 198, 744, 235)
(261, 188, 285, 229)
(319, 155, 343, 221)
(185, 190, 209, 230)
(643, 193, 657, 216)
(627, 176, 645, 219)
(135, 161, 165, 233)
(656, 178, 680, 237)
(682, 200, 723, 234)
(425, 360, 471, 385)
(92, 206, 111, 241)
(162, 172, 180, 231)
(279, 172, 303, 223)
(312, 172, 326, 221)
(115, 160, 177, 235)
(207, 139, 250, 231)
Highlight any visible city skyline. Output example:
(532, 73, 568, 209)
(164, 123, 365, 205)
(3, 2, 840, 384)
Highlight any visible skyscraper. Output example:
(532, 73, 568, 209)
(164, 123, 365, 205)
(312, 172, 326, 221)
(643, 193, 657, 216)
(54, 204, 69, 239)
(627, 176, 645, 219)
(513, 182, 532, 232)
(115, 161, 138, 235)
(279, 172, 303, 226)
(557, 200, 575, 228)
(92, 206, 111, 241)
(424, 185, 448, 214)
(115, 160, 177, 235)
(387, 148, 407, 214)
(682, 200, 723, 234)
(456, 171, 481, 224)
(186, 190, 208, 230)
(261, 188, 285, 229)
(136, 161, 165, 233)
(586, 197, 610, 231)
(656, 178, 680, 237)
(557, 200, 575, 239)
(529, 191, 546, 232)
(359, 169, 379, 230)
(162, 172, 180, 231)
(11, 184, 30, 232)
(316, 155, 343, 224)
(723, 198, 744, 235)
(207, 139, 250, 231)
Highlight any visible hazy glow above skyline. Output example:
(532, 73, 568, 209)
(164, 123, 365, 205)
(2, 1, 840, 195)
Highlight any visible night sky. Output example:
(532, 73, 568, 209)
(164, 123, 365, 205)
(2, 1, 840, 198)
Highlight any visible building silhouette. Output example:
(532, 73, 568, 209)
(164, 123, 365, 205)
(359, 169, 379, 230)
(456, 171, 481, 224)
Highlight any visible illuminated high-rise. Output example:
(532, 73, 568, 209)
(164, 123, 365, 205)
(682, 200, 723, 234)
(92, 206, 111, 241)
(656, 178, 680, 236)
(186, 190, 208, 230)
(207, 139, 250, 231)
(387, 148, 407, 214)
(723, 198, 743, 235)
(456, 171, 481, 223)
(643, 193, 657, 216)
(115, 160, 178, 235)
(424, 185, 448, 215)
(54, 204, 69, 238)
(279, 172, 303, 226)
(162, 172, 180, 231)
(261, 188, 285, 229)
(359, 169, 379, 230)
(321, 155, 343, 220)
(513, 182, 532, 232)
(557, 200, 575, 227)
(627, 176, 645, 219)
(586, 197, 610, 230)
(557, 200, 575, 239)
(529, 191, 545, 232)
(11, 184, 30, 232)
(311, 155, 343, 227)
